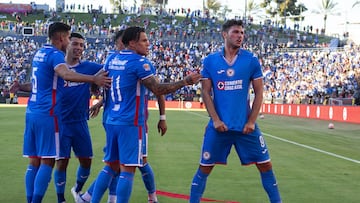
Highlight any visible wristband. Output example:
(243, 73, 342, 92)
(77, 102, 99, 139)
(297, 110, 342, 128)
(160, 115, 166, 120)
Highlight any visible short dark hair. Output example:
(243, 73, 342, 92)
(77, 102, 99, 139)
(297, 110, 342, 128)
(121, 26, 145, 46)
(70, 32, 85, 40)
(48, 22, 71, 39)
(113, 29, 125, 42)
(222, 19, 243, 32)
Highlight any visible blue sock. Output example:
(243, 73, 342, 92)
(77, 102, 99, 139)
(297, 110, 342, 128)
(25, 165, 39, 203)
(260, 169, 282, 203)
(139, 163, 156, 194)
(87, 180, 96, 196)
(75, 165, 90, 192)
(116, 172, 134, 203)
(54, 169, 66, 203)
(32, 164, 53, 203)
(32, 195, 43, 203)
(92, 165, 116, 203)
(189, 169, 208, 203)
(109, 175, 119, 196)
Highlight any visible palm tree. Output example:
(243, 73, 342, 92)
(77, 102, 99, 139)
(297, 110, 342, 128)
(109, 0, 123, 13)
(206, 0, 221, 16)
(313, 0, 339, 33)
(246, 0, 262, 20)
(353, 1, 360, 8)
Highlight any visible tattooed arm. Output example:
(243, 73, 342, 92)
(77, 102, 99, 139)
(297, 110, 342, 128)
(142, 72, 201, 96)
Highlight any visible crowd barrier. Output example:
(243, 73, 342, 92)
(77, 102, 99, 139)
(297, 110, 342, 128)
(15, 97, 360, 124)
(262, 103, 360, 124)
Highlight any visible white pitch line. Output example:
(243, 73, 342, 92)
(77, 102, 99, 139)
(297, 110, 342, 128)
(263, 132, 360, 164)
(185, 111, 360, 164)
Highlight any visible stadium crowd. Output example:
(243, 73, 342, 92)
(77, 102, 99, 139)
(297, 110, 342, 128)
(1, 7, 360, 105)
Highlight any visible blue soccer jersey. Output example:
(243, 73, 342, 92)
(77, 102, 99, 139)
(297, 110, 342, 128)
(23, 44, 66, 158)
(104, 50, 154, 126)
(61, 61, 102, 123)
(102, 51, 118, 124)
(26, 44, 67, 116)
(201, 48, 263, 132)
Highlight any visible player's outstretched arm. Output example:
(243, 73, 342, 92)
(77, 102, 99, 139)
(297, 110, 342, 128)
(142, 73, 201, 96)
(55, 64, 111, 87)
(10, 81, 32, 93)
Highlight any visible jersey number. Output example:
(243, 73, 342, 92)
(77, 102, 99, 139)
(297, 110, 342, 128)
(31, 67, 38, 94)
(111, 75, 122, 111)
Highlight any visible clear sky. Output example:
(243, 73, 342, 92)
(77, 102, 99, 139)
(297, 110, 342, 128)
(1, 0, 359, 43)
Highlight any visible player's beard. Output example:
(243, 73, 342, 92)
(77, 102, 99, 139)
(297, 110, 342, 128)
(231, 43, 241, 49)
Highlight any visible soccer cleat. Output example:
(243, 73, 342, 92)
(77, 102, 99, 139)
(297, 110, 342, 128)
(75, 194, 90, 203)
(71, 187, 89, 203)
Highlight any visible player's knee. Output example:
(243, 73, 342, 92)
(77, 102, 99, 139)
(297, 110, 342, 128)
(256, 161, 272, 172)
(41, 158, 56, 167)
(56, 158, 69, 170)
(199, 165, 213, 175)
(29, 157, 41, 167)
(108, 162, 120, 174)
(79, 158, 92, 168)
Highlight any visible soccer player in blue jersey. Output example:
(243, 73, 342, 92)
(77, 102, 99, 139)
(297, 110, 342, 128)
(76, 29, 168, 203)
(74, 30, 126, 203)
(189, 19, 282, 203)
(21, 22, 110, 203)
(100, 26, 201, 203)
(52, 32, 104, 203)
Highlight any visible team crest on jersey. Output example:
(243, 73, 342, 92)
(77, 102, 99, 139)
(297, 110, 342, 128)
(227, 68, 235, 77)
(203, 151, 211, 160)
(143, 63, 151, 71)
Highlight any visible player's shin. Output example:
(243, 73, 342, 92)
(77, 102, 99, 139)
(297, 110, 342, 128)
(116, 171, 134, 203)
(189, 169, 209, 203)
(54, 169, 67, 203)
(25, 165, 39, 203)
(139, 163, 158, 202)
(260, 169, 282, 203)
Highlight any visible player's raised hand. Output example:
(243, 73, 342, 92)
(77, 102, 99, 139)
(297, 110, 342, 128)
(9, 80, 20, 94)
(94, 70, 111, 88)
(184, 72, 202, 85)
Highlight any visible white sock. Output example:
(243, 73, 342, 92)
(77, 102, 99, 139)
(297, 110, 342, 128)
(148, 192, 158, 202)
(108, 194, 116, 202)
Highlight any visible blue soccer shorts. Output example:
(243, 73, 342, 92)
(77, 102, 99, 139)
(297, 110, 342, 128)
(23, 113, 60, 158)
(104, 124, 145, 166)
(199, 124, 270, 166)
(58, 120, 93, 159)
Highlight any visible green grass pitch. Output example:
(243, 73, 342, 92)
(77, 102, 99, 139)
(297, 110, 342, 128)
(0, 105, 359, 202)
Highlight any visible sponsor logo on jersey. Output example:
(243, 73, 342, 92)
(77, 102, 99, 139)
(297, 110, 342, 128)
(217, 80, 243, 90)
